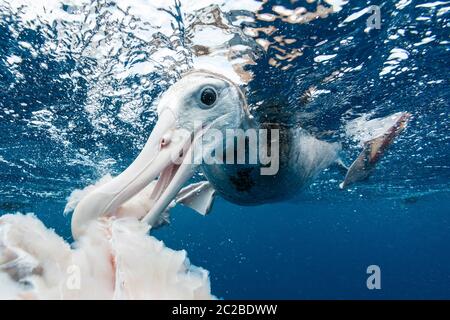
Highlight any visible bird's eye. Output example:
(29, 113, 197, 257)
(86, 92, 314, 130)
(200, 87, 217, 107)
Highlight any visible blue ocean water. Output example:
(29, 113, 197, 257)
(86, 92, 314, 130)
(0, 0, 449, 299)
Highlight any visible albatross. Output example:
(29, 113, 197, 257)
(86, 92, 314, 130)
(72, 70, 411, 238)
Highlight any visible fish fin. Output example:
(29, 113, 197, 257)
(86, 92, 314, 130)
(136, 181, 216, 228)
(175, 181, 216, 216)
(340, 112, 411, 189)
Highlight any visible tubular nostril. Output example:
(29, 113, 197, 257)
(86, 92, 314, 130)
(160, 133, 172, 148)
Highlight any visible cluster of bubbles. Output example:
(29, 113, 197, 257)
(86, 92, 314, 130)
(0, 0, 267, 213)
(245, 0, 449, 202)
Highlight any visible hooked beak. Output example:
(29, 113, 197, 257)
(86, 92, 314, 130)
(71, 108, 200, 239)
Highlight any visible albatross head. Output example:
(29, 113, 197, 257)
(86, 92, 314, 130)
(72, 70, 248, 238)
